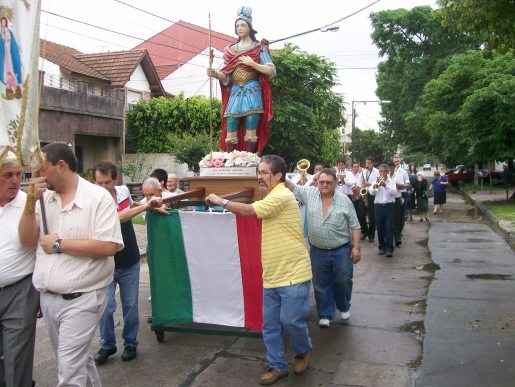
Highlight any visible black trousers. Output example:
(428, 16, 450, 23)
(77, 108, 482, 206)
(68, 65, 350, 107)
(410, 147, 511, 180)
(394, 197, 403, 243)
(353, 198, 368, 236)
(366, 193, 375, 239)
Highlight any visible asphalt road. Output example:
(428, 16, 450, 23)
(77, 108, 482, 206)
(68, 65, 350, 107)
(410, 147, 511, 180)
(31, 191, 514, 386)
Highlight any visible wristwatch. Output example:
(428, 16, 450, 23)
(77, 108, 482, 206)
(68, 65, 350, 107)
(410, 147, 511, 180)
(222, 199, 230, 208)
(52, 239, 62, 254)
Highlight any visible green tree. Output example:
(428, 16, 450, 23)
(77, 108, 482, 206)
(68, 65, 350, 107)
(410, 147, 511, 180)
(126, 94, 221, 153)
(265, 44, 345, 169)
(405, 50, 515, 165)
(168, 131, 211, 172)
(370, 6, 474, 153)
(436, 0, 515, 52)
(349, 128, 395, 164)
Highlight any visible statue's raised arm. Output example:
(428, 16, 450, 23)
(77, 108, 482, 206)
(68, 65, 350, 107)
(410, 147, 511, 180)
(207, 6, 275, 154)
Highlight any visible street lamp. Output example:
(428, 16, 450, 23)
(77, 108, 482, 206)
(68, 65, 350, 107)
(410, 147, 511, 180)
(350, 100, 390, 163)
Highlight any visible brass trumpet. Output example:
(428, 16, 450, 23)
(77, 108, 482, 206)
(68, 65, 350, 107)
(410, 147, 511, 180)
(373, 176, 385, 191)
(336, 171, 345, 186)
(296, 159, 310, 185)
(297, 159, 310, 173)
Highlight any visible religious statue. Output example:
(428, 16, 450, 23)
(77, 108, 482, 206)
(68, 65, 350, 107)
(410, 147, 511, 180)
(207, 6, 275, 154)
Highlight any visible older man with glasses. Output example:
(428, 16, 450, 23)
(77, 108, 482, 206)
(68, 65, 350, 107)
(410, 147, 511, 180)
(285, 168, 361, 328)
(206, 155, 313, 386)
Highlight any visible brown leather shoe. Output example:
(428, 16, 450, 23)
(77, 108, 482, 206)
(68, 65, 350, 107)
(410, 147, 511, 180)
(293, 352, 311, 375)
(259, 368, 288, 385)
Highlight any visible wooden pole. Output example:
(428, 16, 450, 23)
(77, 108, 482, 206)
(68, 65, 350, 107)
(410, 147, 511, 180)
(208, 11, 214, 159)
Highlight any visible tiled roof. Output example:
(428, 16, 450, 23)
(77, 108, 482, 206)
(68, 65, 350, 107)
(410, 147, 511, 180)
(40, 39, 109, 81)
(75, 50, 147, 88)
(134, 20, 236, 79)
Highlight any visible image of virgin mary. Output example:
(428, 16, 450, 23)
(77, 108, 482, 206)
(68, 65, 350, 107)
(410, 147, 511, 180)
(0, 16, 22, 99)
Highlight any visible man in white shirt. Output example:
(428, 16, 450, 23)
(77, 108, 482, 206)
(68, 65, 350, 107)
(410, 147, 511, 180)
(19, 143, 124, 386)
(346, 162, 368, 239)
(363, 157, 379, 243)
(0, 156, 39, 387)
(335, 160, 352, 197)
(369, 164, 397, 257)
(391, 157, 410, 247)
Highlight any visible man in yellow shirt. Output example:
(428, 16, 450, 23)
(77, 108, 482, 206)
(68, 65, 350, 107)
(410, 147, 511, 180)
(206, 155, 312, 386)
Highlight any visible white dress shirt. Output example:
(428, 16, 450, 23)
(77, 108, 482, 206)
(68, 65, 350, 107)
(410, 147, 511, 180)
(0, 191, 36, 286)
(335, 169, 352, 196)
(364, 167, 379, 188)
(33, 177, 124, 294)
(368, 178, 397, 204)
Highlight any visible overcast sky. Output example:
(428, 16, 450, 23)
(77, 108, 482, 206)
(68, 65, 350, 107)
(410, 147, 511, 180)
(40, 0, 435, 130)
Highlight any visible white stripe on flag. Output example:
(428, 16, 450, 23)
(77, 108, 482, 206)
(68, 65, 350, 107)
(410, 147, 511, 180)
(179, 211, 244, 327)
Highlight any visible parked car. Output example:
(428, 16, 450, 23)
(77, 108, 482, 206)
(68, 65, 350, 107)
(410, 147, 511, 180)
(422, 163, 432, 171)
(445, 165, 505, 187)
(445, 165, 474, 186)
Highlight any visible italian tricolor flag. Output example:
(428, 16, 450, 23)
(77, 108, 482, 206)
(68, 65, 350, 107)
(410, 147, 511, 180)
(147, 210, 263, 331)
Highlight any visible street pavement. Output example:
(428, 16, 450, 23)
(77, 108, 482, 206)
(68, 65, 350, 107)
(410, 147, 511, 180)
(31, 191, 514, 386)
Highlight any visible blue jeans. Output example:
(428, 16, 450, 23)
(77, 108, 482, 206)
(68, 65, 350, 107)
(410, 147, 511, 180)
(310, 245, 353, 320)
(375, 203, 395, 253)
(99, 261, 140, 350)
(262, 281, 312, 371)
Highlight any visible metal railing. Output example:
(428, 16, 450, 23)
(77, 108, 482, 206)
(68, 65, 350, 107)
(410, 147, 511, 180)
(42, 73, 123, 100)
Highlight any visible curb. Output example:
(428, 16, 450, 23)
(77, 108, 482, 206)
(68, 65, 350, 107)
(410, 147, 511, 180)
(462, 191, 514, 241)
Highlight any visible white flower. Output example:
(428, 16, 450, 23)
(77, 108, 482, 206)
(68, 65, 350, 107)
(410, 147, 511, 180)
(199, 150, 260, 168)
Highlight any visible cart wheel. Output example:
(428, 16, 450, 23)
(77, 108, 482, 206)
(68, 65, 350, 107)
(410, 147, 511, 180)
(155, 331, 165, 343)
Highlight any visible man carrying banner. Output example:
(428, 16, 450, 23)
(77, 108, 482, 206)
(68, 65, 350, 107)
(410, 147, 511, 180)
(18, 143, 123, 386)
(206, 155, 312, 386)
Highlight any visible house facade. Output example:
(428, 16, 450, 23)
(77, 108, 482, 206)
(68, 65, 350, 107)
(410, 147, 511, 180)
(39, 39, 166, 173)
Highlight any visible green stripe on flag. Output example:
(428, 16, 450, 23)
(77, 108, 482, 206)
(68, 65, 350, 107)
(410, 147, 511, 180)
(147, 210, 192, 325)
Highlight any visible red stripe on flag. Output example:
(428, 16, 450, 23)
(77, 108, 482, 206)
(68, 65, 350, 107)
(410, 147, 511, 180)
(236, 215, 263, 331)
(117, 198, 130, 212)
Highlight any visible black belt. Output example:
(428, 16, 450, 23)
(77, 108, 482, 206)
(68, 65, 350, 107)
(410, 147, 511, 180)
(0, 274, 32, 291)
(46, 290, 83, 300)
(313, 242, 350, 251)
(375, 202, 394, 205)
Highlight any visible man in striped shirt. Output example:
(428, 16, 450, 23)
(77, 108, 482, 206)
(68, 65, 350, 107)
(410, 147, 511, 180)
(206, 155, 312, 386)
(286, 168, 361, 328)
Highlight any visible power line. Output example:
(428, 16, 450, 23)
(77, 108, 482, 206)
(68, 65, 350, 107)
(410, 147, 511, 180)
(337, 67, 377, 70)
(114, 0, 235, 45)
(41, 9, 224, 60)
(41, 22, 213, 71)
(269, 0, 381, 44)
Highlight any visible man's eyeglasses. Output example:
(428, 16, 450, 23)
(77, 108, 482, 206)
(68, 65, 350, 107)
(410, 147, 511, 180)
(257, 170, 272, 176)
(318, 180, 335, 186)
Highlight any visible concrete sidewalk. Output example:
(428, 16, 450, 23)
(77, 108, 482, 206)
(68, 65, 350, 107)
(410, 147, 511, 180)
(419, 221, 515, 386)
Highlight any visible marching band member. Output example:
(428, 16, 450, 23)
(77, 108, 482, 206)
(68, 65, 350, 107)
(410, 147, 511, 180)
(363, 157, 379, 243)
(391, 157, 410, 247)
(335, 160, 352, 197)
(369, 164, 397, 257)
(393, 156, 410, 238)
(347, 162, 368, 240)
